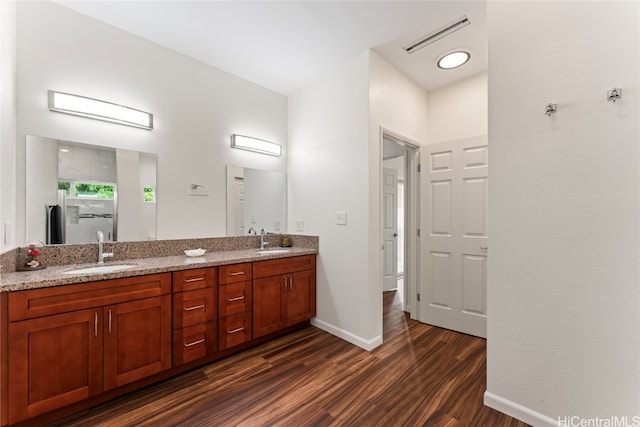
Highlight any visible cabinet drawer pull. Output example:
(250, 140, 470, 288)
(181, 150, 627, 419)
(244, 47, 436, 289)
(108, 310, 112, 334)
(184, 338, 206, 347)
(184, 277, 205, 283)
(227, 326, 245, 334)
(227, 271, 245, 277)
(184, 304, 206, 311)
(227, 296, 245, 302)
(94, 312, 98, 337)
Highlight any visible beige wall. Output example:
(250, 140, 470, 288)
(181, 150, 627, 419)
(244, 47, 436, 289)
(427, 71, 487, 145)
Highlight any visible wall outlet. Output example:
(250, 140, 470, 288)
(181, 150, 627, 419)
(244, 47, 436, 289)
(273, 220, 281, 232)
(336, 211, 347, 225)
(296, 220, 304, 232)
(250, 214, 256, 224)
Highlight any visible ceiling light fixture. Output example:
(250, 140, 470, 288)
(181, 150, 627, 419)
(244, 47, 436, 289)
(403, 15, 470, 54)
(231, 134, 281, 157)
(48, 90, 153, 130)
(437, 51, 471, 69)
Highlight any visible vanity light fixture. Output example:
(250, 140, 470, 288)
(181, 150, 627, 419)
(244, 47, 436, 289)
(48, 90, 153, 130)
(231, 134, 281, 157)
(437, 51, 471, 69)
(404, 15, 470, 54)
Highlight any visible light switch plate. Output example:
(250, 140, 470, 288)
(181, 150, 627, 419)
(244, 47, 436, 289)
(250, 214, 256, 224)
(296, 220, 304, 232)
(273, 220, 281, 232)
(336, 211, 347, 225)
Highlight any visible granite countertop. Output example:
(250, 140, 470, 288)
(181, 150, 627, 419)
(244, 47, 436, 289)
(0, 247, 317, 292)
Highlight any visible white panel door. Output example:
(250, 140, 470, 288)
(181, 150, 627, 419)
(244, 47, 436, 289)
(383, 167, 399, 291)
(420, 136, 488, 338)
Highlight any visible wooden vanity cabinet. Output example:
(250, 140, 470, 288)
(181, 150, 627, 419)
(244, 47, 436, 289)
(253, 255, 316, 338)
(6, 274, 172, 424)
(172, 267, 217, 365)
(218, 263, 253, 350)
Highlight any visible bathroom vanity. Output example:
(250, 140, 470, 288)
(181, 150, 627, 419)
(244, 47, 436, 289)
(0, 244, 317, 426)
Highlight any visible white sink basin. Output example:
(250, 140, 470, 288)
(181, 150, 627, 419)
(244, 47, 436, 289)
(256, 249, 291, 255)
(63, 264, 137, 275)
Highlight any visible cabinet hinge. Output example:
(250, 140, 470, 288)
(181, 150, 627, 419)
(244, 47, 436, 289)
(417, 228, 421, 237)
(417, 164, 421, 173)
(417, 293, 421, 302)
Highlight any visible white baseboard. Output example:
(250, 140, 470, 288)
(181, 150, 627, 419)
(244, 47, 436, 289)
(311, 318, 382, 351)
(484, 391, 558, 427)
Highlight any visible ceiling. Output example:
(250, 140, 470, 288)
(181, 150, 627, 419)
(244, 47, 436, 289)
(56, 1, 487, 96)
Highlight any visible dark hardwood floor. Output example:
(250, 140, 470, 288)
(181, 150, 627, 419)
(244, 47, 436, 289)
(52, 291, 528, 427)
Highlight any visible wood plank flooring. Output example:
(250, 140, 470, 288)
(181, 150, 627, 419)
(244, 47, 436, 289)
(52, 291, 529, 427)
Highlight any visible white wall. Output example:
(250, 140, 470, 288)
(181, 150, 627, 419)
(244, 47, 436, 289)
(486, 2, 639, 425)
(1, 0, 17, 251)
(14, 1, 287, 245)
(288, 50, 428, 350)
(288, 51, 374, 348)
(427, 71, 487, 145)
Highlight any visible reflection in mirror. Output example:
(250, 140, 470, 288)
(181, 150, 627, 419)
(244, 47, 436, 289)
(26, 135, 157, 244)
(226, 165, 286, 236)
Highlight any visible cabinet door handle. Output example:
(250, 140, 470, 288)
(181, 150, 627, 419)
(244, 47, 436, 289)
(283, 278, 287, 292)
(227, 326, 245, 334)
(289, 276, 293, 292)
(227, 296, 245, 302)
(184, 338, 205, 347)
(184, 304, 205, 311)
(108, 310, 112, 334)
(228, 271, 245, 276)
(94, 312, 98, 337)
(184, 277, 205, 283)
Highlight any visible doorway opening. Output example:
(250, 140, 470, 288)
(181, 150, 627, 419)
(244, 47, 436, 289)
(381, 130, 420, 321)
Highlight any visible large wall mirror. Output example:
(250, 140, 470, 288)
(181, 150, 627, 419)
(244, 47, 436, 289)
(26, 135, 157, 244)
(226, 165, 286, 236)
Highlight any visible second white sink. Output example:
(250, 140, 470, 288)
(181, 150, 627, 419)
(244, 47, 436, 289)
(64, 264, 137, 275)
(256, 249, 291, 255)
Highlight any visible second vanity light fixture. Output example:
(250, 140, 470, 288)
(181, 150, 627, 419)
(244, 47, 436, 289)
(231, 134, 281, 157)
(48, 90, 153, 130)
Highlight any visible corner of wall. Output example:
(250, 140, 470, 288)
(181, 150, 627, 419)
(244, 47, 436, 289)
(0, 0, 17, 252)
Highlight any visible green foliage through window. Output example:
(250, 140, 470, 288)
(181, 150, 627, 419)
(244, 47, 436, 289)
(144, 186, 155, 202)
(58, 181, 71, 196)
(74, 183, 114, 199)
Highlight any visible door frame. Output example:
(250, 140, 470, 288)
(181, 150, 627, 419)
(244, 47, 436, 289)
(380, 127, 420, 320)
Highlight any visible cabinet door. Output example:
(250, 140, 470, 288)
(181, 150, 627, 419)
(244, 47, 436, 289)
(287, 270, 317, 326)
(218, 311, 252, 351)
(8, 309, 103, 424)
(253, 275, 287, 338)
(103, 295, 172, 390)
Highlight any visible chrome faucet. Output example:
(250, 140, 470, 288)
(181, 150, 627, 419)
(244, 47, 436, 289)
(260, 228, 269, 250)
(248, 227, 257, 235)
(97, 231, 113, 264)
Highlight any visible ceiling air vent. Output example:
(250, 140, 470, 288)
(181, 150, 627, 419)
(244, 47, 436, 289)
(403, 15, 470, 54)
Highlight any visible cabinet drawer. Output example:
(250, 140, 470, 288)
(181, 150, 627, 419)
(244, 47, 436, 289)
(172, 267, 216, 292)
(218, 263, 252, 284)
(8, 273, 171, 321)
(173, 288, 215, 329)
(173, 321, 216, 366)
(218, 312, 252, 351)
(253, 255, 316, 279)
(218, 281, 252, 318)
